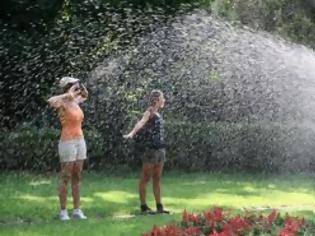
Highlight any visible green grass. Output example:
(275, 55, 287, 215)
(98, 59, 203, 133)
(0, 172, 315, 235)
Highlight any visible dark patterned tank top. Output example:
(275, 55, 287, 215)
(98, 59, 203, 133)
(134, 108, 165, 149)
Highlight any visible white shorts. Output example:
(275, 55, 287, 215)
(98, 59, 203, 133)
(58, 138, 87, 163)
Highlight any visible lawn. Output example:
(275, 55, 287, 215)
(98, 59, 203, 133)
(0, 171, 314, 236)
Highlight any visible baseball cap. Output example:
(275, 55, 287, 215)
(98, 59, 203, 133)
(59, 77, 80, 88)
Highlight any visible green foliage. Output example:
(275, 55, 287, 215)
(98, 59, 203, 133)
(212, 0, 315, 48)
(0, 0, 197, 129)
(2, 0, 315, 172)
(0, 127, 60, 170)
(2, 0, 315, 129)
(167, 121, 283, 172)
(0, 0, 64, 31)
(2, 122, 315, 172)
(211, 0, 238, 21)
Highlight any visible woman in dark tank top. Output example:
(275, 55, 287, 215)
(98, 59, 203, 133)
(123, 90, 169, 214)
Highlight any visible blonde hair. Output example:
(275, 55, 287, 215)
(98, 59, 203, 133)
(149, 89, 163, 106)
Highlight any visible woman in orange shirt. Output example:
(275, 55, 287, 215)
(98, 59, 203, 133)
(48, 77, 88, 221)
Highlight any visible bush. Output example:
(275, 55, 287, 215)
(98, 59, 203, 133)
(0, 126, 134, 171)
(0, 127, 60, 170)
(166, 121, 286, 172)
(1, 121, 315, 172)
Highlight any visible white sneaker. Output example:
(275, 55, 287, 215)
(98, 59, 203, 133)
(59, 209, 70, 221)
(72, 208, 87, 220)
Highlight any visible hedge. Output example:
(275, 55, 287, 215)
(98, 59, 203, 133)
(1, 121, 315, 172)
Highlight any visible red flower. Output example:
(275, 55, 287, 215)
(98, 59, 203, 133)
(184, 226, 201, 236)
(143, 225, 183, 236)
(223, 216, 252, 235)
(268, 210, 279, 225)
(143, 208, 309, 236)
(204, 208, 225, 227)
(278, 216, 305, 236)
(209, 231, 230, 236)
(183, 209, 201, 224)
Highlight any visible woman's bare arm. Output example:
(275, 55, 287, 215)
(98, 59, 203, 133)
(123, 111, 151, 139)
(47, 85, 80, 108)
(75, 84, 89, 104)
(47, 93, 68, 109)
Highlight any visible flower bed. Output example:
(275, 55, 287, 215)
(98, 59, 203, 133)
(143, 208, 314, 236)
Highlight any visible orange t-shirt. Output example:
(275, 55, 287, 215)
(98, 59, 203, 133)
(59, 103, 84, 141)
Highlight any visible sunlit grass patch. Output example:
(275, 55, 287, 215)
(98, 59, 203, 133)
(0, 172, 314, 236)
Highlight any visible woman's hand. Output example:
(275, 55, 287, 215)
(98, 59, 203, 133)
(69, 83, 81, 98)
(80, 84, 89, 98)
(123, 133, 134, 139)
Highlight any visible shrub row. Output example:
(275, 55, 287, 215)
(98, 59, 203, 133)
(1, 121, 315, 172)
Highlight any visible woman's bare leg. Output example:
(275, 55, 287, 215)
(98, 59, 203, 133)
(139, 163, 153, 205)
(152, 163, 163, 204)
(59, 162, 74, 210)
(72, 160, 84, 209)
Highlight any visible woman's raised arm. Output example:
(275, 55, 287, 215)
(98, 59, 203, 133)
(123, 111, 151, 139)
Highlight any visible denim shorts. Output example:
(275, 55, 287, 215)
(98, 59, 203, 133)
(142, 148, 165, 164)
(58, 138, 87, 163)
